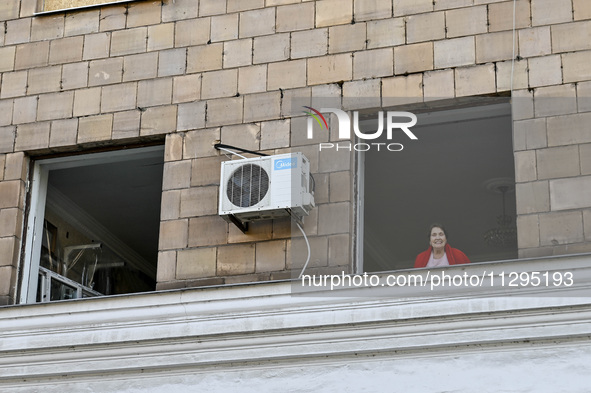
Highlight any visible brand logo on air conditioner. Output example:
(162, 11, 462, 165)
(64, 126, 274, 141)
(274, 158, 296, 170)
(303, 106, 418, 152)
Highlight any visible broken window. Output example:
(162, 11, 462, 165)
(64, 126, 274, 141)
(21, 146, 164, 303)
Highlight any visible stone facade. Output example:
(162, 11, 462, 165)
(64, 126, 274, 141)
(0, 0, 590, 304)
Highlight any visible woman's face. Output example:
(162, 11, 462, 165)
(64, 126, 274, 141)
(430, 227, 447, 250)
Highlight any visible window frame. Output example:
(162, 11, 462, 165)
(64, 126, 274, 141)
(19, 146, 164, 304)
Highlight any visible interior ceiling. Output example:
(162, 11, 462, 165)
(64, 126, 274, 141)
(47, 152, 164, 266)
(363, 102, 517, 272)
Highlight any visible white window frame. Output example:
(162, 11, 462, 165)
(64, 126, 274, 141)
(19, 146, 164, 304)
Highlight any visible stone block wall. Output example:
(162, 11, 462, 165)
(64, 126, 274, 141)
(0, 0, 589, 301)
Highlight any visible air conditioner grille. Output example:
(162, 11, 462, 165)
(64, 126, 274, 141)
(227, 164, 269, 208)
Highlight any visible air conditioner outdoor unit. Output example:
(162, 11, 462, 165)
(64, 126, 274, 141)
(219, 152, 315, 228)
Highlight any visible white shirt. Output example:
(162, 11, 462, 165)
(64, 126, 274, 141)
(426, 251, 449, 268)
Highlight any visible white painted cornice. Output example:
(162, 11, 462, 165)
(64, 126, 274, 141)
(1, 254, 591, 383)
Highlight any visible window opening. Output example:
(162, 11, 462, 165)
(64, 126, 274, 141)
(20, 146, 164, 303)
(360, 101, 517, 272)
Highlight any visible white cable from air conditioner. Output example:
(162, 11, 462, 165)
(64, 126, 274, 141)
(296, 221, 311, 279)
(510, 0, 517, 93)
(217, 146, 247, 160)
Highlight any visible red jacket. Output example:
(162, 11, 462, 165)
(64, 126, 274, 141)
(414, 243, 470, 268)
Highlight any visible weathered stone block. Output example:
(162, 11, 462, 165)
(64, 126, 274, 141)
(496, 59, 528, 92)
(227, 0, 263, 12)
(513, 118, 547, 151)
(199, 0, 226, 16)
(183, 128, 220, 158)
(367, 18, 405, 49)
(156, 250, 176, 282)
(187, 43, 223, 73)
(49, 119, 78, 147)
(158, 219, 188, 250)
(0, 0, 19, 21)
(539, 211, 583, 245)
(221, 123, 260, 151)
(550, 176, 591, 211)
(434, 36, 475, 69)
(537, 145, 580, 180)
(244, 91, 281, 122)
(127, 1, 162, 28)
(73, 87, 101, 117)
(577, 81, 591, 113)
(0, 208, 22, 238)
(260, 119, 290, 150)
(239, 8, 275, 38)
(514, 150, 537, 183)
(0, 127, 15, 153)
(446, 6, 487, 38)
(277, 3, 314, 32)
(140, 105, 177, 135)
(307, 54, 352, 85)
(353, 48, 393, 79)
(551, 21, 591, 54)
(217, 244, 255, 275)
(354, 0, 392, 21)
(123, 52, 158, 82)
(49, 36, 83, 64)
(515, 181, 550, 214)
(476, 31, 515, 63)
(291, 28, 328, 59)
(316, 0, 352, 27)
(268, 60, 307, 90)
(180, 186, 218, 217)
(37, 92, 74, 121)
(165, 133, 183, 162)
(162, 160, 191, 190)
(137, 78, 173, 108)
(562, 51, 591, 83)
(15, 122, 50, 151)
(547, 112, 591, 146)
(83, 33, 111, 60)
(175, 17, 211, 47)
(394, 42, 433, 75)
(382, 74, 422, 107)
(223, 39, 253, 68)
(111, 27, 147, 57)
(173, 74, 201, 103)
(516, 214, 540, 249)
(162, 0, 198, 22)
(148, 23, 175, 51)
(407, 12, 445, 43)
(574, 0, 591, 20)
(253, 34, 290, 64)
(177, 101, 206, 131)
(394, 0, 432, 16)
(99, 5, 127, 32)
(255, 240, 286, 272)
(211, 13, 239, 42)
(101, 82, 137, 113)
(519, 27, 552, 58)
(15, 42, 49, 70)
(161, 189, 181, 221)
(88, 58, 123, 86)
(0, 46, 15, 72)
(176, 247, 217, 279)
(64, 9, 99, 36)
(190, 155, 224, 186)
(534, 84, 577, 118)
(455, 64, 496, 97)
(31, 15, 64, 41)
(238, 65, 267, 95)
(158, 48, 186, 77)
(5, 18, 30, 46)
(580, 144, 591, 175)
(0, 71, 27, 99)
(423, 69, 454, 100)
(112, 110, 140, 139)
(0, 180, 21, 208)
(489, 0, 530, 32)
(328, 23, 366, 54)
(4, 152, 26, 181)
(317, 202, 350, 236)
(531, 0, 572, 26)
(206, 97, 243, 127)
(27, 66, 62, 95)
(188, 216, 228, 247)
(528, 55, 562, 87)
(201, 69, 238, 99)
(12, 97, 36, 125)
(78, 114, 112, 143)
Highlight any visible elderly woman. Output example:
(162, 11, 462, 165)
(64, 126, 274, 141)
(414, 224, 470, 268)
